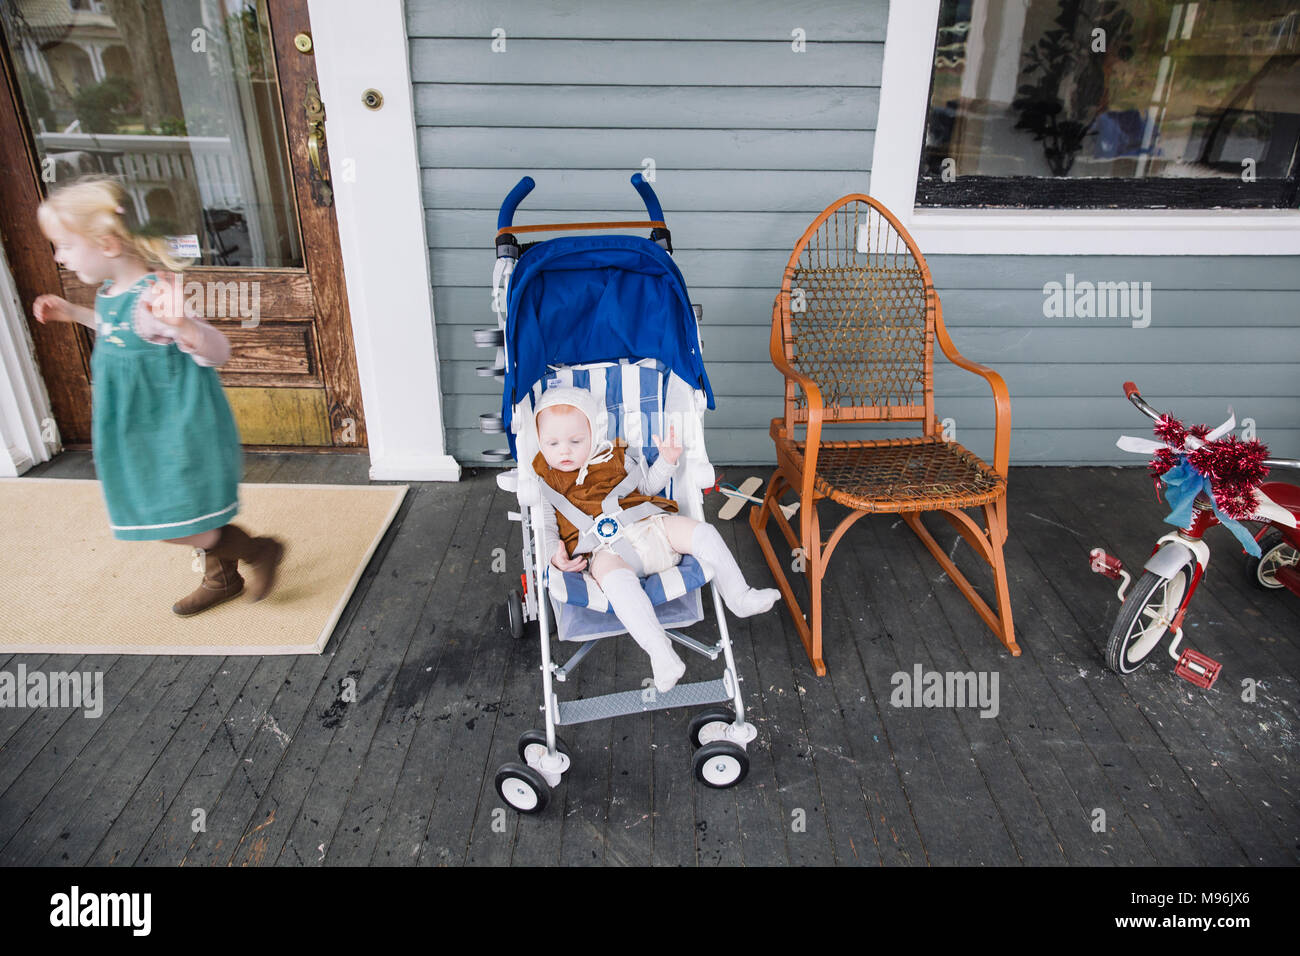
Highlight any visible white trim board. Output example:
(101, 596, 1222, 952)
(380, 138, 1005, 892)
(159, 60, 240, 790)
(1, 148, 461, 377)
(868, 0, 1300, 256)
(0, 240, 56, 477)
(307, 0, 461, 480)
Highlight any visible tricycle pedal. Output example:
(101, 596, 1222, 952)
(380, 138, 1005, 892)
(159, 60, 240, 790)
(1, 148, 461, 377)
(1090, 548, 1132, 601)
(1175, 648, 1221, 690)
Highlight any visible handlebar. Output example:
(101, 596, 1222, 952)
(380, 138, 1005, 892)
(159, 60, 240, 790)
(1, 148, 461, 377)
(497, 176, 536, 231)
(1124, 382, 1300, 469)
(630, 173, 664, 222)
(497, 173, 668, 231)
(1124, 382, 1164, 426)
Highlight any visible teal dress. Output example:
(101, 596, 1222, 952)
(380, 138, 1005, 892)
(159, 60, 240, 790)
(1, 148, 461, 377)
(91, 274, 243, 541)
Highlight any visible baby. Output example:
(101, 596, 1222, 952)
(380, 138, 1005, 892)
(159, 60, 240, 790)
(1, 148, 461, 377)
(532, 386, 779, 693)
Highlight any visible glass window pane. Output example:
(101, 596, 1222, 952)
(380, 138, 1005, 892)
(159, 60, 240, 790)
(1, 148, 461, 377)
(3, 0, 303, 267)
(923, 1, 1300, 185)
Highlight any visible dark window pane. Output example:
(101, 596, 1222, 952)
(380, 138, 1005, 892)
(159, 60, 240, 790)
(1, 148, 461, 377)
(920, 0, 1300, 208)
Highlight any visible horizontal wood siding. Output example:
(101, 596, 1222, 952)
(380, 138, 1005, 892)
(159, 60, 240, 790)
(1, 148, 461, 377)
(409, 1, 1300, 467)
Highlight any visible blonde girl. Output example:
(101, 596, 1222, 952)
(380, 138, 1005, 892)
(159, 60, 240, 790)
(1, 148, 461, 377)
(34, 174, 284, 615)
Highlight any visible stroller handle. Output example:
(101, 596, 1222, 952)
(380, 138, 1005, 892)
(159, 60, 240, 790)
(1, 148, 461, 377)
(498, 176, 536, 230)
(497, 174, 667, 231)
(630, 173, 665, 223)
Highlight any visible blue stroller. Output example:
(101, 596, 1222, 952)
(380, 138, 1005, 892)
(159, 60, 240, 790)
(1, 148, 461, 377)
(484, 174, 758, 813)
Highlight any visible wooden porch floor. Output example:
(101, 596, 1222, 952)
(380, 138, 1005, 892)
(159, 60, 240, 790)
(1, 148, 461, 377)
(2, 453, 1297, 866)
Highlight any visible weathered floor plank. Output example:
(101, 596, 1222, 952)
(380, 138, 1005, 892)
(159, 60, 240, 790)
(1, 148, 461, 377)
(1022, 468, 1299, 862)
(1015, 469, 1287, 864)
(2, 454, 1296, 866)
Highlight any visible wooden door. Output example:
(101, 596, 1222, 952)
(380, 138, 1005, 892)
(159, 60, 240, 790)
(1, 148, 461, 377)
(0, 0, 365, 450)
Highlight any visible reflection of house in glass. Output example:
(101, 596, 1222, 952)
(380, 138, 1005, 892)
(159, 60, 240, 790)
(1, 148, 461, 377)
(922, 0, 1300, 201)
(3, 0, 301, 267)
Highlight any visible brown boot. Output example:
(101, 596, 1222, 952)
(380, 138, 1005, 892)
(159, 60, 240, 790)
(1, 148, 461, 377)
(173, 548, 244, 616)
(210, 523, 286, 602)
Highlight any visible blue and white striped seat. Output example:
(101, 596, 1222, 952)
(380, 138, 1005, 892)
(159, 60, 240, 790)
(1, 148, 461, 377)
(545, 554, 711, 613)
(530, 358, 713, 637)
(536, 355, 670, 460)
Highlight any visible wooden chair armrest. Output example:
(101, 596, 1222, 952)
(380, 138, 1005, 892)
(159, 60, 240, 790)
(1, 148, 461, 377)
(770, 297, 823, 552)
(933, 294, 1010, 478)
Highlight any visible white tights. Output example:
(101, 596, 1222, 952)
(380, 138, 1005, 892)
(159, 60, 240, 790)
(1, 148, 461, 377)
(598, 567, 686, 693)
(587, 517, 779, 693)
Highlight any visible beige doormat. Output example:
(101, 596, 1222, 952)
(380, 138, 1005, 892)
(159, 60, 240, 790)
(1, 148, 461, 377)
(0, 478, 407, 656)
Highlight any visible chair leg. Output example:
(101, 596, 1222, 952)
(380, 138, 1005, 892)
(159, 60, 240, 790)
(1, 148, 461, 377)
(749, 472, 826, 675)
(902, 503, 1019, 656)
(806, 502, 825, 674)
(984, 501, 1016, 654)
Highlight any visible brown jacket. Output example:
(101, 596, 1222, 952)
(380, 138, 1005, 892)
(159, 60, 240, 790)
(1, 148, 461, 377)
(533, 442, 677, 555)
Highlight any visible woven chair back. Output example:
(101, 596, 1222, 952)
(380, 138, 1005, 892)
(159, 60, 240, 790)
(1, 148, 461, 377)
(778, 195, 935, 429)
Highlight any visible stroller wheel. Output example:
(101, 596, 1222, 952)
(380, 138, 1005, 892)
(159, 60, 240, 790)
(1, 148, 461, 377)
(495, 763, 550, 813)
(518, 729, 572, 766)
(693, 741, 749, 789)
(506, 589, 525, 639)
(687, 709, 735, 749)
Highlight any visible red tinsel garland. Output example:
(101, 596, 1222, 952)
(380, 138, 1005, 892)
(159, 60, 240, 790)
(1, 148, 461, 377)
(1148, 415, 1270, 520)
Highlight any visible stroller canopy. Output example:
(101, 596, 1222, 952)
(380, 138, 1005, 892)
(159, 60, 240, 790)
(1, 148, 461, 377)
(501, 234, 715, 459)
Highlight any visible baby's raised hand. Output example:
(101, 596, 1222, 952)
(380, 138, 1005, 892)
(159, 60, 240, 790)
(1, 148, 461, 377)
(551, 543, 587, 573)
(652, 424, 683, 465)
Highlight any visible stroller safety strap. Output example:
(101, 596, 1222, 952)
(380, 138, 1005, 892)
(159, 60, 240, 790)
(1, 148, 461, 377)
(536, 471, 669, 572)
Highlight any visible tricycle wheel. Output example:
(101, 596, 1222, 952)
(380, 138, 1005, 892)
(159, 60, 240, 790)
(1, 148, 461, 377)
(1106, 569, 1189, 675)
(1245, 529, 1298, 590)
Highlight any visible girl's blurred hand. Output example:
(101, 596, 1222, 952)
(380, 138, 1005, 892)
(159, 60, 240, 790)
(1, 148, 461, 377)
(33, 294, 76, 324)
(145, 277, 187, 328)
(551, 543, 587, 573)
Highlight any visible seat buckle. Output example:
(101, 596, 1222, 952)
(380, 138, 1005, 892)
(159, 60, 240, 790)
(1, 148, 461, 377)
(592, 512, 623, 544)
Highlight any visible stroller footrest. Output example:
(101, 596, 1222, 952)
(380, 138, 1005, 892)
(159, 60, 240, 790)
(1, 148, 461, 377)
(556, 679, 731, 725)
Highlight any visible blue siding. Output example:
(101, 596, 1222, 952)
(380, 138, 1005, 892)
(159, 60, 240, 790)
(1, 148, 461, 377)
(408, 0, 1300, 467)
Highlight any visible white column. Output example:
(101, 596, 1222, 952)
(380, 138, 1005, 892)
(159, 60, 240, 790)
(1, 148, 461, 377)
(307, 0, 460, 480)
(85, 43, 106, 83)
(33, 43, 55, 87)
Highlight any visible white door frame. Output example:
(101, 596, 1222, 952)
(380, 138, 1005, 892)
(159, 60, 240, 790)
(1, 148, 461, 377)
(308, 0, 460, 480)
(0, 240, 56, 477)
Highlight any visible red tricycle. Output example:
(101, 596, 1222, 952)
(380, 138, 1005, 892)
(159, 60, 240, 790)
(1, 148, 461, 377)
(1090, 382, 1300, 688)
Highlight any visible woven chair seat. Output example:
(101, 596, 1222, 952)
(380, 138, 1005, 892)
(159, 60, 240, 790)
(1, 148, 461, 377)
(782, 435, 1004, 513)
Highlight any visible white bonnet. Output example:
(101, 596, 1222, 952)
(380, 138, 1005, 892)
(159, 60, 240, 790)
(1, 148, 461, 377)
(533, 385, 615, 484)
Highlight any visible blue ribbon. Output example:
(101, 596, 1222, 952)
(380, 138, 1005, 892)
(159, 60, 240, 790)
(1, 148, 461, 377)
(1160, 458, 1261, 557)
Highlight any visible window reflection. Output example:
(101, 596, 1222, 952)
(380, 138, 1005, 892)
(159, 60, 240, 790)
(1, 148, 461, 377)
(3, 0, 302, 267)
(924, 1, 1300, 185)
